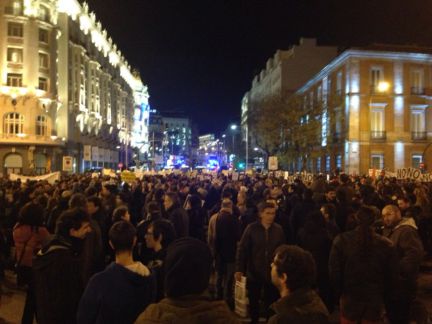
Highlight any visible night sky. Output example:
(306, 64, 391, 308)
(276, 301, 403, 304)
(84, 0, 432, 135)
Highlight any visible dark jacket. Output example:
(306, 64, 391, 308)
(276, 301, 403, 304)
(77, 262, 155, 324)
(188, 207, 207, 241)
(383, 217, 423, 293)
(165, 204, 189, 238)
(329, 228, 399, 321)
(135, 295, 240, 324)
(290, 199, 318, 239)
(236, 221, 285, 282)
(268, 289, 329, 324)
(33, 236, 85, 324)
(215, 210, 240, 263)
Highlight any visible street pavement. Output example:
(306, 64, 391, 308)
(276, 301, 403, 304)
(1, 266, 432, 323)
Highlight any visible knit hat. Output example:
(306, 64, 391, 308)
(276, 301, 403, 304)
(164, 237, 211, 298)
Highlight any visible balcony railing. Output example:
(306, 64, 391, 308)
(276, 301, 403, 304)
(370, 131, 386, 140)
(411, 87, 425, 95)
(411, 131, 427, 140)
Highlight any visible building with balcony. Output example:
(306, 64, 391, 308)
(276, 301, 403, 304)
(241, 38, 339, 168)
(295, 44, 432, 174)
(0, 0, 150, 175)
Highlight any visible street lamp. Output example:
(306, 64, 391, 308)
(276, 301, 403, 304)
(230, 124, 237, 156)
(377, 81, 390, 92)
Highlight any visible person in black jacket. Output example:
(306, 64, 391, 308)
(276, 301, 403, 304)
(235, 201, 285, 324)
(186, 194, 207, 241)
(214, 201, 240, 306)
(329, 206, 399, 323)
(163, 192, 189, 237)
(77, 221, 155, 324)
(298, 211, 334, 313)
(33, 208, 92, 324)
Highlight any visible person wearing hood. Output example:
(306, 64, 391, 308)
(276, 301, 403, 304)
(163, 192, 189, 238)
(33, 208, 92, 324)
(77, 221, 155, 324)
(135, 237, 240, 324)
(382, 204, 423, 324)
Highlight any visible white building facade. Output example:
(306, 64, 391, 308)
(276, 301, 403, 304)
(0, 0, 150, 175)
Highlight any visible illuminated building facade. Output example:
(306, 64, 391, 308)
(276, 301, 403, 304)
(0, 0, 150, 175)
(297, 45, 432, 174)
(241, 38, 338, 168)
(162, 116, 193, 162)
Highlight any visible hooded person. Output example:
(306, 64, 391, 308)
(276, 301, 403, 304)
(135, 237, 240, 324)
(77, 221, 155, 324)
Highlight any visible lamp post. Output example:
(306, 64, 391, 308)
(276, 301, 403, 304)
(230, 124, 237, 155)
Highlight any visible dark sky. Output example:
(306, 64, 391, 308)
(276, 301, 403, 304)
(84, 0, 432, 135)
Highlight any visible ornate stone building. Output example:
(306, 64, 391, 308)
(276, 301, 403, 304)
(0, 0, 150, 175)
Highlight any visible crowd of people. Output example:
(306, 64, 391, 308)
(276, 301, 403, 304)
(0, 171, 431, 323)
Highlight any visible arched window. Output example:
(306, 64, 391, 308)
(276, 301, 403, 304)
(36, 115, 48, 136)
(4, 112, 24, 135)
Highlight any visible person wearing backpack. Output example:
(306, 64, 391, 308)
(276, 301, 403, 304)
(13, 202, 50, 324)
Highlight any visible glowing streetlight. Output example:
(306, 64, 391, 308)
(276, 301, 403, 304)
(377, 81, 390, 92)
(230, 124, 237, 130)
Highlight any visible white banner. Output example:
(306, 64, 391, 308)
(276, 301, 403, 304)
(268, 156, 278, 171)
(10, 171, 61, 184)
(396, 168, 422, 180)
(83, 145, 92, 161)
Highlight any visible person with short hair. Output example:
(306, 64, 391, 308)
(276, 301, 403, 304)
(269, 245, 329, 323)
(77, 221, 155, 324)
(163, 192, 189, 237)
(145, 219, 176, 301)
(382, 204, 423, 324)
(235, 201, 285, 324)
(33, 208, 92, 324)
(112, 205, 131, 223)
(136, 237, 240, 324)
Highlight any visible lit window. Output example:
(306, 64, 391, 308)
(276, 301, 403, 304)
(38, 6, 49, 22)
(38, 77, 48, 91)
(412, 155, 422, 169)
(336, 155, 342, 169)
(7, 73, 22, 87)
(39, 29, 48, 43)
(5, 0, 23, 15)
(370, 66, 384, 91)
(371, 154, 384, 170)
(39, 53, 49, 69)
(36, 115, 47, 136)
(7, 22, 23, 37)
(7, 47, 23, 63)
(316, 157, 321, 172)
(325, 155, 331, 172)
(4, 112, 24, 135)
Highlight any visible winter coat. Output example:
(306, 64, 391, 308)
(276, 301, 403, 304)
(77, 262, 156, 324)
(236, 221, 285, 283)
(13, 224, 50, 267)
(33, 236, 85, 324)
(383, 217, 424, 294)
(188, 207, 207, 241)
(290, 199, 318, 239)
(298, 221, 332, 281)
(135, 294, 240, 324)
(329, 228, 399, 321)
(80, 219, 104, 285)
(165, 204, 189, 238)
(215, 210, 240, 263)
(268, 288, 329, 324)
